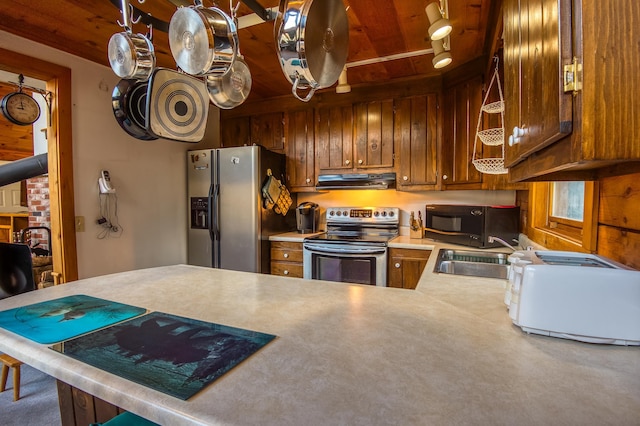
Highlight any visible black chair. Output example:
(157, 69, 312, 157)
(0, 242, 35, 401)
(0, 242, 35, 299)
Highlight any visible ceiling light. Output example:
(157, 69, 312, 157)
(431, 39, 452, 69)
(336, 66, 351, 93)
(426, 1, 452, 41)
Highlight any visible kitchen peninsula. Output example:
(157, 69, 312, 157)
(0, 253, 638, 425)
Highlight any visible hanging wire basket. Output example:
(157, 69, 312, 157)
(477, 127, 505, 146)
(481, 100, 504, 114)
(472, 158, 508, 175)
(472, 56, 509, 175)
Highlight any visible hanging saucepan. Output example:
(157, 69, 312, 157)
(206, 55, 252, 109)
(275, 0, 349, 102)
(206, 1, 252, 109)
(168, 1, 239, 77)
(111, 79, 158, 141)
(107, 0, 156, 80)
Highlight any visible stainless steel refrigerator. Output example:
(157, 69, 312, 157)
(187, 146, 295, 273)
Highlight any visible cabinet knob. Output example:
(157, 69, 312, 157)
(284, 270, 289, 275)
(402, 176, 408, 181)
(306, 178, 311, 183)
(358, 159, 363, 165)
(345, 160, 350, 165)
(395, 263, 401, 268)
(283, 253, 289, 258)
(442, 174, 448, 180)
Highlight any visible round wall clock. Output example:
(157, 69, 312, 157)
(1, 91, 41, 125)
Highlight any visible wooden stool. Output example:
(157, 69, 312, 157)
(0, 354, 23, 401)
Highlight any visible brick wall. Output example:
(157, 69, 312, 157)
(26, 175, 51, 252)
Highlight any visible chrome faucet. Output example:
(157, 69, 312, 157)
(488, 235, 519, 252)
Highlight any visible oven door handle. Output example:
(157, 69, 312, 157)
(424, 227, 470, 236)
(303, 244, 386, 256)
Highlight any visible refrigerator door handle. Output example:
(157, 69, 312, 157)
(212, 183, 220, 240)
(208, 183, 215, 241)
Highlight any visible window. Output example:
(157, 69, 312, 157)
(529, 181, 598, 252)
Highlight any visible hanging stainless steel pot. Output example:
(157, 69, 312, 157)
(206, 55, 252, 109)
(168, 1, 239, 77)
(112, 79, 158, 141)
(275, 0, 349, 102)
(206, 4, 251, 109)
(108, 0, 156, 81)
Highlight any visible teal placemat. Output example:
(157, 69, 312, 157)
(53, 311, 276, 400)
(0, 295, 147, 344)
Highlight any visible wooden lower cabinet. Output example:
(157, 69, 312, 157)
(270, 241, 303, 278)
(387, 248, 431, 289)
(57, 380, 123, 426)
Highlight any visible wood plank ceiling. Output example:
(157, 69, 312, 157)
(0, 0, 497, 104)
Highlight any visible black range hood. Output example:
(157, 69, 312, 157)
(316, 173, 396, 190)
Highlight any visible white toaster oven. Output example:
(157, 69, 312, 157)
(505, 250, 640, 346)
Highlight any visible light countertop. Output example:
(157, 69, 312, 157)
(0, 255, 638, 425)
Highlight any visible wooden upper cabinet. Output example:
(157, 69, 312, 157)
(441, 76, 483, 188)
(353, 100, 394, 170)
(503, 0, 640, 181)
(395, 94, 439, 190)
(285, 109, 315, 192)
(316, 105, 353, 172)
(251, 112, 285, 153)
(503, 0, 573, 168)
(220, 116, 250, 147)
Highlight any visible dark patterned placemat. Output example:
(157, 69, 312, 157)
(53, 311, 276, 400)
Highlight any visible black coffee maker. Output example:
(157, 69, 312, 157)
(296, 202, 320, 233)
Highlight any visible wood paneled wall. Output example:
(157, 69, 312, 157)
(596, 172, 640, 269)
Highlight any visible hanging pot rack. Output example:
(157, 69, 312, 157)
(107, 0, 276, 33)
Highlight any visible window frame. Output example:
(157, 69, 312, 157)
(528, 181, 599, 252)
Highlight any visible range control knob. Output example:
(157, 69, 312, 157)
(343, 210, 348, 217)
(389, 211, 395, 217)
(329, 210, 335, 216)
(382, 211, 387, 217)
(336, 211, 342, 216)
(374, 211, 380, 217)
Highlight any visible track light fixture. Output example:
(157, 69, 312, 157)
(425, 0, 452, 41)
(431, 39, 452, 69)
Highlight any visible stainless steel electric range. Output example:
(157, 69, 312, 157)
(303, 207, 399, 286)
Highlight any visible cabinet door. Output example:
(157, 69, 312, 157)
(503, 0, 573, 167)
(395, 95, 439, 190)
(251, 112, 285, 153)
(220, 116, 251, 147)
(441, 77, 483, 188)
(354, 100, 394, 169)
(316, 105, 354, 172)
(388, 248, 431, 289)
(286, 110, 315, 191)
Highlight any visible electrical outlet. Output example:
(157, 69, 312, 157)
(75, 216, 85, 232)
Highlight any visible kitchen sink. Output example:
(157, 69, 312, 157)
(433, 249, 510, 279)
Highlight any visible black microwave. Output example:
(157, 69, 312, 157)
(424, 205, 520, 249)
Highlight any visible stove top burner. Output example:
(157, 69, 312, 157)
(304, 207, 400, 245)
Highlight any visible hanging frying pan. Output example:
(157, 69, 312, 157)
(112, 79, 158, 141)
(107, 0, 156, 81)
(168, 1, 238, 77)
(275, 0, 349, 102)
(145, 68, 209, 143)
